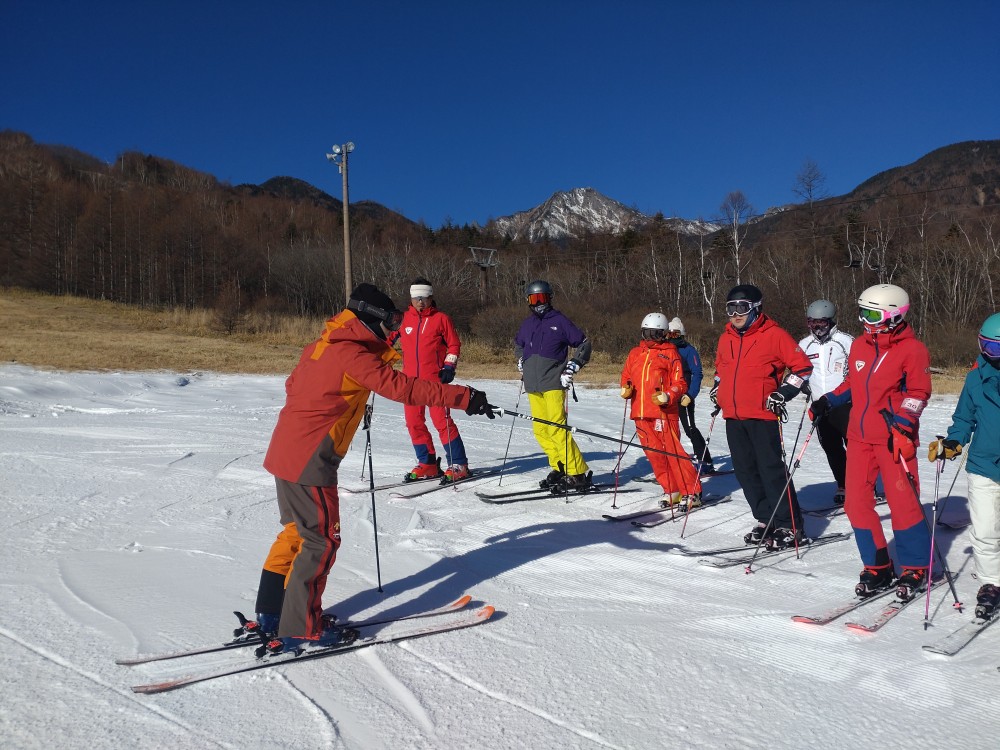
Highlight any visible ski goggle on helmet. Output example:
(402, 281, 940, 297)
(346, 298, 404, 331)
(857, 284, 909, 331)
(725, 299, 760, 317)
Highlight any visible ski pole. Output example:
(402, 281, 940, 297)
(362, 400, 383, 593)
(784, 399, 809, 474)
(744, 417, 819, 574)
(924, 439, 947, 627)
(681, 406, 720, 538)
(495, 408, 692, 461)
(880, 409, 962, 611)
(933, 440, 970, 524)
(497, 380, 524, 486)
(610, 388, 632, 509)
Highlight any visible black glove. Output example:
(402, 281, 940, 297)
(809, 395, 830, 422)
(439, 365, 456, 384)
(765, 391, 788, 419)
(465, 388, 497, 419)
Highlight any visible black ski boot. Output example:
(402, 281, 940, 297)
(767, 527, 802, 551)
(743, 522, 772, 546)
(895, 567, 928, 601)
(539, 463, 566, 489)
(975, 584, 1000, 620)
(855, 563, 895, 598)
(555, 470, 593, 494)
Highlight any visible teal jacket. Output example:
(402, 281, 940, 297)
(946, 356, 1000, 483)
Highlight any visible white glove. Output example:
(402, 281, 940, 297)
(560, 360, 580, 389)
(516, 357, 523, 373)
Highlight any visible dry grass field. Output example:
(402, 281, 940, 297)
(0, 288, 969, 393)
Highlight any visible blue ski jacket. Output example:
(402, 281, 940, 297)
(946, 356, 1000, 482)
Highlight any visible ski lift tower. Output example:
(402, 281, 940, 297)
(468, 247, 499, 303)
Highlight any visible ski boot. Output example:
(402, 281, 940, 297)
(895, 567, 928, 601)
(232, 611, 279, 642)
(743, 522, 772, 546)
(539, 465, 566, 489)
(678, 493, 702, 511)
(767, 527, 802, 551)
(556, 471, 593, 494)
(405, 457, 443, 482)
(975, 584, 1000, 620)
(441, 464, 470, 484)
(855, 563, 895, 598)
(255, 619, 359, 659)
(659, 492, 682, 509)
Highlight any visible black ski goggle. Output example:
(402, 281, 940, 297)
(347, 299, 404, 331)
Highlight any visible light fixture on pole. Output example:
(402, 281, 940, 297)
(325, 141, 356, 302)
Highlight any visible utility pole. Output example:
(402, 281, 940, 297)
(326, 142, 356, 302)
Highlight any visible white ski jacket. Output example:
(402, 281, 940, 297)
(799, 328, 854, 399)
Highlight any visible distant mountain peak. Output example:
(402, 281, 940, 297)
(488, 187, 720, 242)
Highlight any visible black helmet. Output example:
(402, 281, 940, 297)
(726, 284, 763, 303)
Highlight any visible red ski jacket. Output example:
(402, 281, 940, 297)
(828, 322, 931, 445)
(714, 314, 813, 421)
(389, 305, 461, 379)
(264, 310, 470, 486)
(620, 339, 687, 420)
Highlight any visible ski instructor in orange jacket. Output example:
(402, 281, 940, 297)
(245, 283, 497, 656)
(712, 284, 813, 550)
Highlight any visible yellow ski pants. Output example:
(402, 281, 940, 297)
(527, 389, 588, 475)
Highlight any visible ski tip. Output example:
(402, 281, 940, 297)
(452, 594, 473, 608)
(790, 616, 820, 624)
(132, 680, 183, 694)
(477, 605, 497, 620)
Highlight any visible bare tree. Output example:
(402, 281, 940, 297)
(720, 190, 753, 284)
(792, 159, 829, 207)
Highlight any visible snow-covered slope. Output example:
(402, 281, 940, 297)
(1, 364, 997, 749)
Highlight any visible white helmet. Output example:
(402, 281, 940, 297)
(857, 284, 910, 331)
(641, 312, 669, 331)
(668, 316, 686, 336)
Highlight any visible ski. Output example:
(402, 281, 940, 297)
(805, 496, 886, 518)
(476, 485, 640, 504)
(845, 576, 951, 632)
(116, 594, 474, 666)
(696, 532, 852, 568)
(130, 605, 495, 694)
(922, 610, 1000, 656)
(636, 469, 735, 481)
(387, 469, 502, 499)
(630, 495, 733, 528)
(791, 585, 902, 625)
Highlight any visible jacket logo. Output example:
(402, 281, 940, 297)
(550, 326, 558, 331)
(404, 326, 414, 334)
(855, 359, 866, 371)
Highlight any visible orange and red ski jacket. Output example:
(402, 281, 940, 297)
(714, 314, 813, 421)
(389, 305, 461, 380)
(620, 339, 687, 420)
(263, 310, 471, 486)
(827, 322, 931, 445)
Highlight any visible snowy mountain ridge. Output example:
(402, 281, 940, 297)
(489, 186, 721, 242)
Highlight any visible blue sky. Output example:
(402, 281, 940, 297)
(3, 2, 998, 228)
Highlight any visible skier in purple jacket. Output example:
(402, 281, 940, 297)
(514, 280, 593, 491)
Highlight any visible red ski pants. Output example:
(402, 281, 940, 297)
(635, 416, 701, 497)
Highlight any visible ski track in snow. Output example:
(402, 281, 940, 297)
(2, 365, 999, 748)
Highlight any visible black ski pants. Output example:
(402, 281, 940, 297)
(725, 418, 802, 530)
(679, 399, 712, 465)
(816, 403, 850, 489)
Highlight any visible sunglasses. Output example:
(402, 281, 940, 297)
(980, 334, 1000, 359)
(348, 299, 404, 331)
(527, 292, 551, 306)
(725, 300, 759, 317)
